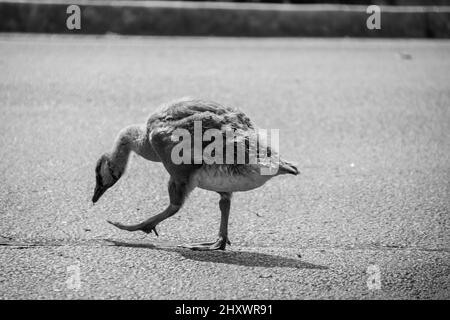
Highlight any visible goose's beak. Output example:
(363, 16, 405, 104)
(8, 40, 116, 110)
(92, 185, 106, 204)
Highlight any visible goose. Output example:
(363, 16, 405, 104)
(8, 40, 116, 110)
(92, 98, 299, 251)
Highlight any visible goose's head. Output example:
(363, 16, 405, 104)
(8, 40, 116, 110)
(92, 153, 123, 203)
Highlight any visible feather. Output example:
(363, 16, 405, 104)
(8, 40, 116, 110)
(145, 97, 298, 191)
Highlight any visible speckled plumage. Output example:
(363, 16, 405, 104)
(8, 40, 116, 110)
(93, 97, 299, 250)
(147, 97, 297, 188)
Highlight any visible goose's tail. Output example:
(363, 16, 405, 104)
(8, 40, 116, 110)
(278, 160, 300, 176)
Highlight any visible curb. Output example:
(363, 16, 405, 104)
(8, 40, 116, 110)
(0, 0, 449, 37)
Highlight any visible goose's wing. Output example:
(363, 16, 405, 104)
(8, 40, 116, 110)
(149, 125, 199, 179)
(148, 98, 254, 132)
(147, 99, 257, 176)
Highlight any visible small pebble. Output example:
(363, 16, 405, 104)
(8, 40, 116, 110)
(399, 52, 412, 60)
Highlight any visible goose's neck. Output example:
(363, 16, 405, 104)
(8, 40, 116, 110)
(110, 124, 159, 167)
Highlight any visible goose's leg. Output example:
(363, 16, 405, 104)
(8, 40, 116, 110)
(107, 178, 188, 235)
(180, 192, 232, 251)
(107, 204, 180, 235)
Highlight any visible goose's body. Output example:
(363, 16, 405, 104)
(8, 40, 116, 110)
(192, 164, 266, 192)
(93, 98, 298, 250)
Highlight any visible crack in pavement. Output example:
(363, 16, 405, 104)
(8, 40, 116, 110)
(0, 237, 448, 253)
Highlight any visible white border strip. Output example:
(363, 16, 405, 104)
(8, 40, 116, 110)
(1, 0, 449, 13)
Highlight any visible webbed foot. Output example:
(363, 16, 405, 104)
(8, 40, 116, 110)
(179, 237, 230, 251)
(107, 220, 159, 236)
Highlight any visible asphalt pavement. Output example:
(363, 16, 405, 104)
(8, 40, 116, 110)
(0, 34, 449, 299)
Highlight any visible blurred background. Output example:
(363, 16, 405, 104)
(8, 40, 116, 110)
(124, 0, 446, 3)
(0, 0, 449, 37)
(77, 0, 449, 4)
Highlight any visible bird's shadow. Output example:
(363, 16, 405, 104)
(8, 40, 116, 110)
(105, 240, 328, 270)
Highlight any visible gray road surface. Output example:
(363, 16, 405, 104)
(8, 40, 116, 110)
(0, 35, 449, 299)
